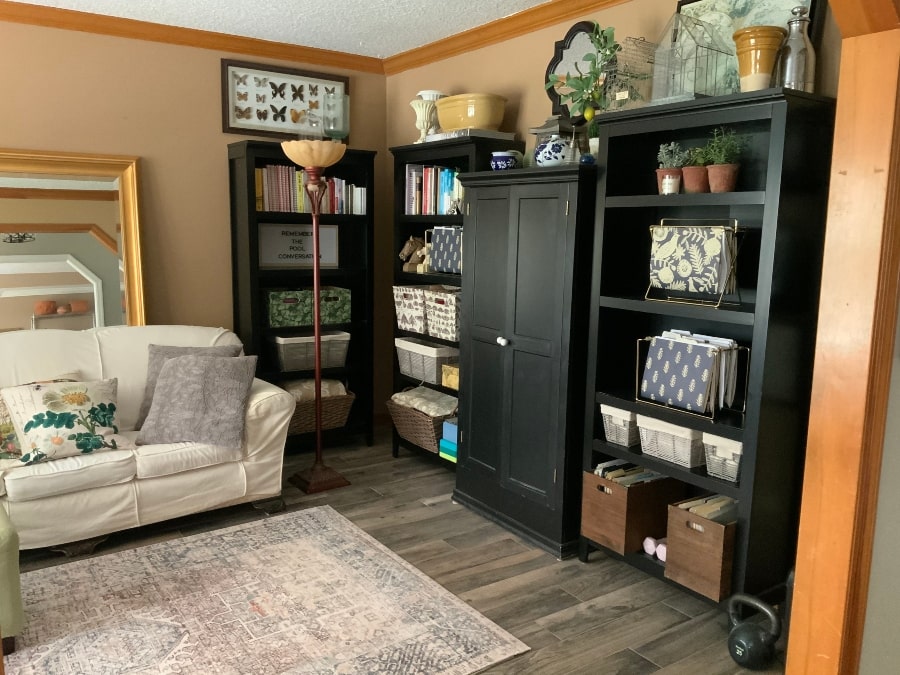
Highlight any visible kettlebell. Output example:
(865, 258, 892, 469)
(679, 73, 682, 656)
(727, 593, 782, 670)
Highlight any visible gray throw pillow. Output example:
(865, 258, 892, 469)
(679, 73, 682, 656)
(137, 355, 257, 449)
(136, 344, 243, 429)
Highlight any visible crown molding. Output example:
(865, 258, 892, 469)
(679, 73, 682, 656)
(0, 1, 384, 74)
(384, 0, 629, 74)
(0, 0, 632, 75)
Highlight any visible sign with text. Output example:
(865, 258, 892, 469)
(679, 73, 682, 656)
(258, 223, 339, 269)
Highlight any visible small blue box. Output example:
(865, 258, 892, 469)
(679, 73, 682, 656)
(439, 438, 457, 457)
(442, 417, 458, 445)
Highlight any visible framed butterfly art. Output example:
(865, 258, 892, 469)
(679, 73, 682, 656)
(221, 59, 349, 140)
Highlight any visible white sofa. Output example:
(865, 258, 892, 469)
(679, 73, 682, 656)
(0, 325, 296, 550)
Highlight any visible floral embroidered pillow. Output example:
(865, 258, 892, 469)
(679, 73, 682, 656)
(0, 373, 81, 467)
(0, 379, 119, 465)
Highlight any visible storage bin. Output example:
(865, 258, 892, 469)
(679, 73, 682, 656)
(267, 287, 351, 327)
(271, 331, 350, 371)
(424, 286, 461, 341)
(703, 432, 743, 483)
(664, 497, 737, 601)
(580, 471, 685, 555)
(599, 404, 639, 447)
(281, 379, 355, 435)
(386, 398, 455, 454)
(442, 363, 460, 390)
(429, 226, 463, 274)
(395, 337, 459, 384)
(637, 415, 705, 468)
(392, 284, 432, 334)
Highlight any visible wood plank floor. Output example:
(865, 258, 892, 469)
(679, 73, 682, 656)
(18, 429, 787, 674)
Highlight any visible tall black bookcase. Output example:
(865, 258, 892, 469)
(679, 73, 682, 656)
(580, 89, 836, 599)
(228, 140, 376, 445)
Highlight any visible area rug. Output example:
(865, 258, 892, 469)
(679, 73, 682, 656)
(5, 505, 528, 674)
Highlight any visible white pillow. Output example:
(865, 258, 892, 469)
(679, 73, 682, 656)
(0, 379, 119, 465)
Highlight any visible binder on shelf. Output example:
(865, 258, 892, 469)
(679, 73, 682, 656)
(645, 219, 742, 308)
(636, 330, 749, 419)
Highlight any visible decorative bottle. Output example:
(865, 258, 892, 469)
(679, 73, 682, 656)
(778, 6, 816, 93)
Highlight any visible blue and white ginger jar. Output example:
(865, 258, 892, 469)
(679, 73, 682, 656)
(534, 134, 574, 167)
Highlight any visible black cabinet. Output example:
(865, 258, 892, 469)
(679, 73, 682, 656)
(388, 137, 524, 458)
(228, 140, 375, 445)
(580, 90, 835, 598)
(453, 165, 596, 557)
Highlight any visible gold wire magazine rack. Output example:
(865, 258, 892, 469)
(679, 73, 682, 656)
(645, 219, 743, 308)
(635, 335, 750, 421)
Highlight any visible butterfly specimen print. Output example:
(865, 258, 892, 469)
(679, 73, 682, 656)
(233, 73, 248, 85)
(257, 93, 266, 103)
(234, 106, 252, 119)
(291, 84, 304, 102)
(290, 108, 307, 124)
(309, 84, 319, 96)
(254, 76, 268, 87)
(325, 86, 335, 95)
(270, 105, 287, 122)
(270, 82, 286, 99)
(236, 91, 249, 101)
(257, 108, 268, 121)
(309, 100, 320, 110)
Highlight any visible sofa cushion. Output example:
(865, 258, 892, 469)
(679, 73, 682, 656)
(1, 449, 136, 502)
(1, 379, 120, 465)
(0, 372, 81, 462)
(137, 355, 257, 449)
(132, 439, 242, 479)
(136, 344, 244, 429)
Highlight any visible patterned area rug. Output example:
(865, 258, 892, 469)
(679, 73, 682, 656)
(6, 506, 528, 674)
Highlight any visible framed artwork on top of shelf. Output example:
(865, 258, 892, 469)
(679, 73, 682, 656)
(257, 223, 339, 269)
(676, 0, 820, 46)
(221, 59, 349, 140)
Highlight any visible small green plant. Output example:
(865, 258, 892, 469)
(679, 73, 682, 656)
(657, 142, 689, 169)
(685, 146, 709, 167)
(704, 127, 746, 165)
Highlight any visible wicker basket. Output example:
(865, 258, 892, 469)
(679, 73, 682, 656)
(703, 432, 743, 483)
(386, 398, 452, 454)
(287, 392, 355, 435)
(599, 404, 639, 447)
(637, 415, 705, 468)
(395, 337, 459, 384)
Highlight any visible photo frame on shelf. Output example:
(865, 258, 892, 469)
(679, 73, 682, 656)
(221, 59, 349, 140)
(257, 223, 339, 269)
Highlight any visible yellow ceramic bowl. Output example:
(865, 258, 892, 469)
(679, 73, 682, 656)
(436, 93, 507, 131)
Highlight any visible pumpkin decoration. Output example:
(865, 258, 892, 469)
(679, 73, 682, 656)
(33, 300, 57, 316)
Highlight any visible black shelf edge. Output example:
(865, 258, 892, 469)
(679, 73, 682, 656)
(594, 391, 745, 437)
(590, 439, 742, 499)
(253, 212, 369, 223)
(604, 192, 766, 208)
(396, 271, 462, 286)
(596, 295, 755, 325)
(397, 214, 465, 224)
(395, 328, 459, 346)
(259, 366, 351, 381)
(397, 373, 459, 396)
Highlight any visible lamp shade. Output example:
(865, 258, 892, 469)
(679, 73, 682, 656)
(281, 139, 346, 168)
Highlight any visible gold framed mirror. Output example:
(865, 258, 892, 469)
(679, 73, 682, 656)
(0, 148, 145, 328)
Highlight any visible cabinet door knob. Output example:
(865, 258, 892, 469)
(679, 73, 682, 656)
(496, 336, 509, 346)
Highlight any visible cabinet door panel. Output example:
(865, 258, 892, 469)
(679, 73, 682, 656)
(506, 348, 556, 505)
(465, 336, 506, 471)
(471, 191, 510, 333)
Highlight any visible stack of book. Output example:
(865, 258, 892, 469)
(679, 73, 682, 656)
(593, 458, 667, 486)
(676, 493, 738, 524)
(404, 164, 463, 216)
(254, 164, 367, 215)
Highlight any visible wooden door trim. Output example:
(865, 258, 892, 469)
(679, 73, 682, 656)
(787, 27, 900, 674)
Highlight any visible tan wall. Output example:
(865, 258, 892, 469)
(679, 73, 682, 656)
(0, 1, 841, 414)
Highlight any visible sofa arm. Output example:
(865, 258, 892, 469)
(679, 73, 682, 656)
(244, 378, 296, 460)
(0, 507, 24, 640)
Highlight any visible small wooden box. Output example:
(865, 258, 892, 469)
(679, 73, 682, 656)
(664, 498, 736, 601)
(581, 472, 685, 555)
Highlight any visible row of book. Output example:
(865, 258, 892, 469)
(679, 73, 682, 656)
(404, 164, 464, 216)
(593, 458, 668, 486)
(254, 164, 367, 215)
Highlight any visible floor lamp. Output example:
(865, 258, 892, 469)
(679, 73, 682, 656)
(281, 138, 350, 494)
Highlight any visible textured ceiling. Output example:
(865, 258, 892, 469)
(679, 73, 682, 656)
(9, 0, 555, 58)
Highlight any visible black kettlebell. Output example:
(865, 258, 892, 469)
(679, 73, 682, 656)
(727, 593, 782, 670)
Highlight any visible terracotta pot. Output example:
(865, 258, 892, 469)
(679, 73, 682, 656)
(708, 163, 740, 193)
(33, 300, 57, 316)
(733, 26, 787, 92)
(69, 300, 90, 313)
(656, 168, 683, 195)
(682, 166, 710, 193)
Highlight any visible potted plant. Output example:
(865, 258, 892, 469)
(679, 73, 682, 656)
(545, 22, 621, 120)
(682, 146, 710, 194)
(656, 141, 688, 195)
(587, 117, 600, 159)
(704, 127, 746, 192)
